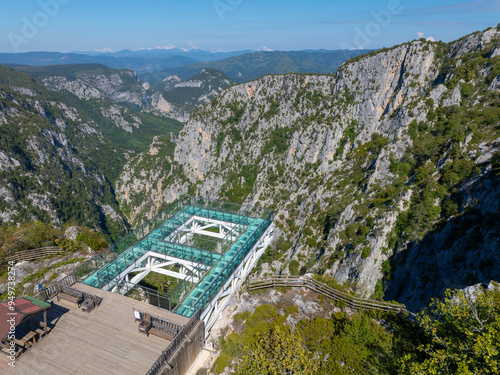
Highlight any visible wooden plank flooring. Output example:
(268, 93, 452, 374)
(1, 283, 189, 375)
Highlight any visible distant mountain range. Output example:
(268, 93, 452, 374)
(4, 48, 374, 124)
(71, 48, 254, 61)
(0, 51, 198, 73)
(0, 49, 370, 80)
(159, 50, 371, 82)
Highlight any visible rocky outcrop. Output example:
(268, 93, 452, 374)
(386, 165, 500, 310)
(43, 69, 143, 105)
(116, 136, 189, 223)
(149, 68, 235, 123)
(101, 105, 142, 133)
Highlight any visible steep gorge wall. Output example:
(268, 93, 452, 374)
(116, 28, 500, 309)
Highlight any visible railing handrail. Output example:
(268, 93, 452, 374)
(144, 310, 201, 375)
(176, 210, 273, 315)
(32, 271, 78, 300)
(79, 241, 105, 260)
(248, 275, 413, 315)
(74, 196, 198, 283)
(251, 275, 405, 309)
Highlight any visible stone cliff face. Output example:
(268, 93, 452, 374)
(100, 105, 142, 133)
(386, 163, 500, 310)
(148, 69, 235, 123)
(36, 66, 235, 125)
(115, 135, 189, 221)
(43, 69, 143, 105)
(116, 27, 500, 309)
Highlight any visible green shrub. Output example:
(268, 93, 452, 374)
(289, 260, 300, 275)
(76, 228, 108, 250)
(361, 246, 371, 259)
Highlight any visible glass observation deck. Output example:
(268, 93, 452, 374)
(173, 215, 266, 317)
(76, 197, 273, 318)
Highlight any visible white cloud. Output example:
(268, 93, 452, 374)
(261, 46, 272, 52)
(95, 47, 114, 53)
(137, 44, 176, 51)
(188, 42, 201, 50)
(416, 32, 435, 42)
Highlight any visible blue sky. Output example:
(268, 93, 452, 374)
(0, 0, 498, 53)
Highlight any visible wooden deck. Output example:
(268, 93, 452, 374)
(1, 283, 189, 375)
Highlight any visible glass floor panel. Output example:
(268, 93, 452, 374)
(80, 202, 272, 319)
(173, 217, 267, 317)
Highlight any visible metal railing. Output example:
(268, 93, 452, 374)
(248, 275, 413, 315)
(80, 241, 105, 260)
(105, 265, 206, 311)
(75, 196, 193, 282)
(145, 310, 202, 375)
(174, 210, 274, 317)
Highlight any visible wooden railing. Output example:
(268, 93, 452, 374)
(150, 316, 184, 333)
(145, 310, 201, 375)
(6, 247, 65, 263)
(249, 275, 413, 316)
(35, 272, 78, 300)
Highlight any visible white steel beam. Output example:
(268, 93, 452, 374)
(202, 223, 274, 334)
(102, 250, 205, 292)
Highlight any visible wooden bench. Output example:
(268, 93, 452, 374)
(57, 286, 84, 307)
(137, 312, 181, 341)
(149, 319, 179, 341)
(39, 321, 50, 333)
(36, 328, 46, 338)
(149, 326, 177, 341)
(19, 331, 37, 348)
(13, 339, 26, 348)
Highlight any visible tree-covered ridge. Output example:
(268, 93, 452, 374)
(213, 286, 500, 375)
(0, 65, 184, 239)
(160, 50, 371, 82)
(0, 85, 121, 235)
(16, 63, 138, 86)
(160, 68, 235, 116)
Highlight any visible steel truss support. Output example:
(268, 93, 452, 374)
(201, 223, 274, 335)
(106, 251, 205, 293)
(166, 215, 241, 245)
(104, 218, 234, 293)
